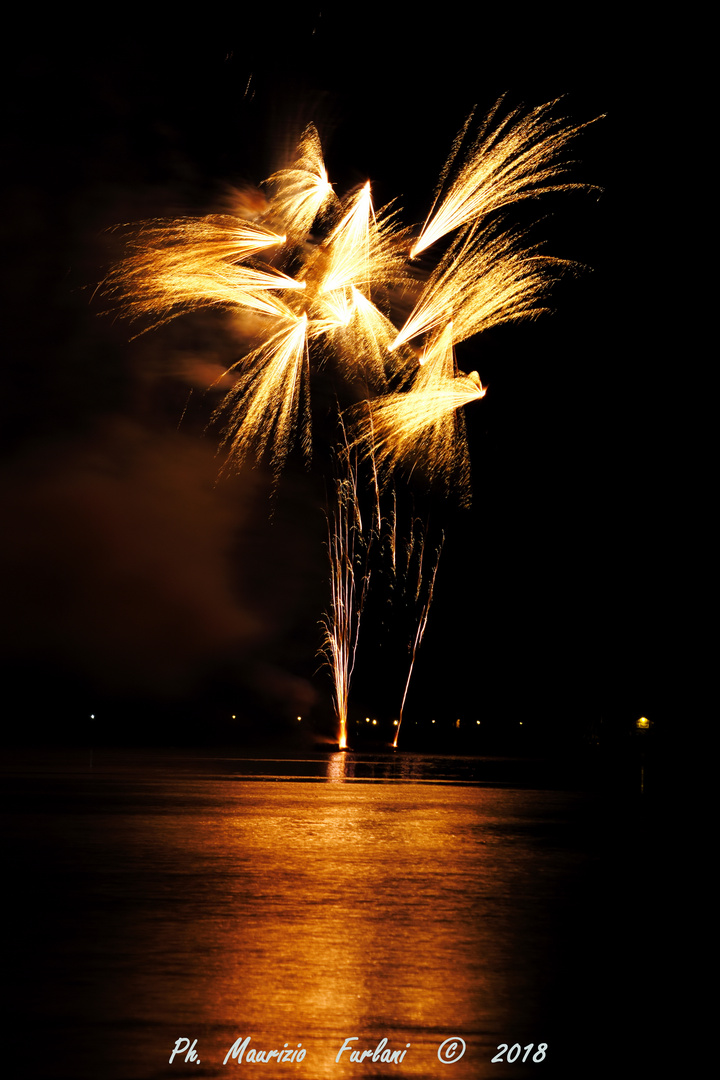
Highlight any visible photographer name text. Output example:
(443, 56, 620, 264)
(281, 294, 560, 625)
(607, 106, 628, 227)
(170, 1034, 547, 1066)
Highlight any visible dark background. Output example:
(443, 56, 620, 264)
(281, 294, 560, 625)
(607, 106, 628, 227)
(0, 12, 676, 756)
(0, 20, 670, 1079)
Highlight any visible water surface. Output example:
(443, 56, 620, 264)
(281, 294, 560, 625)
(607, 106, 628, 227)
(1, 749, 653, 1079)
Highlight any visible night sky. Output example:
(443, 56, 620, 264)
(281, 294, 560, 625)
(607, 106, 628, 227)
(0, 15, 674, 751)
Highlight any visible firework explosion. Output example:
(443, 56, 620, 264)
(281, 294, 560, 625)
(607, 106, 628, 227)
(106, 100, 595, 745)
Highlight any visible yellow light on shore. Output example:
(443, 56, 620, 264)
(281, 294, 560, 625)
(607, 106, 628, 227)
(636, 716, 650, 730)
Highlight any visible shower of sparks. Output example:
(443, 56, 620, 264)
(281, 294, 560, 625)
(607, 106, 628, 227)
(411, 96, 594, 258)
(214, 313, 311, 475)
(107, 217, 297, 332)
(106, 124, 414, 476)
(106, 103, 596, 745)
(390, 225, 563, 353)
(106, 102, 591, 486)
(352, 324, 485, 505)
(320, 450, 374, 750)
(266, 123, 336, 242)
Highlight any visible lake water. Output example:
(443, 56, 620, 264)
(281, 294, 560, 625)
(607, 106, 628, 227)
(1, 749, 656, 1079)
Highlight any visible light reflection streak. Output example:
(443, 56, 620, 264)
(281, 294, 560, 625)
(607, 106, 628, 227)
(177, 780, 525, 1079)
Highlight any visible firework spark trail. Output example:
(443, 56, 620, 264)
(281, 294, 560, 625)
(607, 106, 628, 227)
(320, 182, 374, 294)
(321, 448, 374, 750)
(392, 534, 444, 748)
(318, 184, 407, 297)
(309, 285, 398, 392)
(411, 97, 596, 258)
(392, 225, 562, 352)
(305, 188, 410, 388)
(213, 314, 310, 478)
(352, 324, 486, 503)
(104, 217, 299, 331)
(267, 124, 337, 241)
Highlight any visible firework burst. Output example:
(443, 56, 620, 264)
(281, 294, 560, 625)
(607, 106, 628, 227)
(411, 96, 594, 258)
(105, 103, 597, 745)
(106, 103, 593, 489)
(352, 324, 485, 505)
(265, 124, 336, 242)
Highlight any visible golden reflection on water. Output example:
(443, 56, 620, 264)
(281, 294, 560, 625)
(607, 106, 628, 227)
(27, 756, 573, 1080)
(108, 768, 551, 1080)
(327, 751, 354, 782)
(193, 784, 493, 1078)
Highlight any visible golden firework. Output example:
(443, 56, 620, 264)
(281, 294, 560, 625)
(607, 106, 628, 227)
(320, 445, 375, 750)
(390, 225, 561, 353)
(353, 324, 485, 505)
(411, 96, 595, 258)
(214, 313, 311, 479)
(107, 105, 592, 487)
(106, 105, 596, 746)
(105, 216, 297, 331)
(266, 123, 336, 241)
